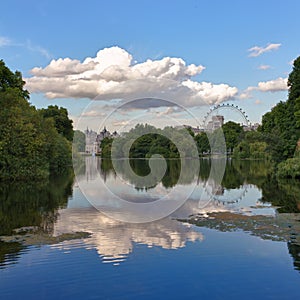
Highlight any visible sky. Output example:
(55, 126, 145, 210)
(1, 0, 300, 132)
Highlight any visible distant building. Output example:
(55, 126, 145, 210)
(175, 125, 204, 135)
(85, 128, 98, 154)
(97, 127, 110, 141)
(251, 123, 260, 131)
(184, 125, 204, 135)
(207, 115, 224, 131)
(84, 127, 118, 154)
(112, 130, 120, 138)
(242, 123, 260, 131)
(191, 126, 204, 135)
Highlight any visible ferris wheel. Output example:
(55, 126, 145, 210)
(200, 103, 251, 207)
(203, 103, 250, 129)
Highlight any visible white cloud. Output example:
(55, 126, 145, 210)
(257, 64, 271, 70)
(81, 110, 106, 117)
(31, 58, 96, 77)
(239, 87, 253, 100)
(155, 107, 183, 117)
(257, 77, 288, 92)
(239, 77, 288, 99)
(25, 46, 238, 108)
(112, 120, 131, 127)
(182, 80, 238, 105)
(248, 43, 281, 57)
(0, 36, 11, 47)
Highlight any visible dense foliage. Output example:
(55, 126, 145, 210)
(277, 157, 300, 179)
(233, 56, 300, 175)
(0, 60, 73, 180)
(109, 124, 198, 159)
(0, 60, 29, 100)
(99, 53, 300, 175)
(40, 105, 74, 141)
(222, 121, 244, 152)
(233, 131, 269, 160)
(259, 57, 300, 162)
(101, 137, 113, 158)
(73, 130, 86, 152)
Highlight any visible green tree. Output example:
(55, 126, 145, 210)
(185, 126, 195, 137)
(101, 137, 113, 158)
(194, 132, 210, 155)
(0, 60, 29, 99)
(233, 140, 250, 159)
(0, 60, 73, 180)
(288, 56, 300, 101)
(73, 130, 85, 152)
(277, 157, 300, 179)
(289, 57, 300, 128)
(249, 141, 268, 159)
(0, 90, 49, 180)
(259, 56, 300, 162)
(40, 105, 74, 141)
(222, 121, 243, 153)
(295, 98, 300, 128)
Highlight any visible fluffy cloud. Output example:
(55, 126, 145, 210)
(154, 106, 183, 117)
(239, 89, 253, 100)
(239, 77, 288, 99)
(248, 43, 281, 57)
(257, 77, 288, 92)
(25, 46, 238, 108)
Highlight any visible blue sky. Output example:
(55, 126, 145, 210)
(1, 0, 300, 131)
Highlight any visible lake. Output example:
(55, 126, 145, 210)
(1, 158, 300, 299)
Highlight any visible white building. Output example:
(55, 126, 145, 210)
(85, 127, 119, 154)
(84, 128, 98, 154)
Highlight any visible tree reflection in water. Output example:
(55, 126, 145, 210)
(0, 170, 74, 268)
(1, 158, 300, 271)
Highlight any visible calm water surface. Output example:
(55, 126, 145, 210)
(1, 158, 300, 299)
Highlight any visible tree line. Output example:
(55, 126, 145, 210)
(0, 60, 73, 181)
(101, 56, 300, 178)
(1, 54, 299, 181)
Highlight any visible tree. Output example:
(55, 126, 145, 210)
(260, 57, 300, 161)
(194, 132, 210, 155)
(289, 58, 300, 128)
(249, 142, 268, 159)
(0, 60, 29, 99)
(0, 89, 49, 180)
(222, 121, 243, 153)
(295, 97, 300, 128)
(40, 105, 74, 141)
(101, 137, 113, 158)
(0, 60, 72, 180)
(107, 124, 199, 159)
(73, 130, 85, 152)
(277, 157, 300, 179)
(261, 101, 298, 160)
(233, 141, 250, 159)
(288, 56, 300, 101)
(185, 126, 195, 137)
